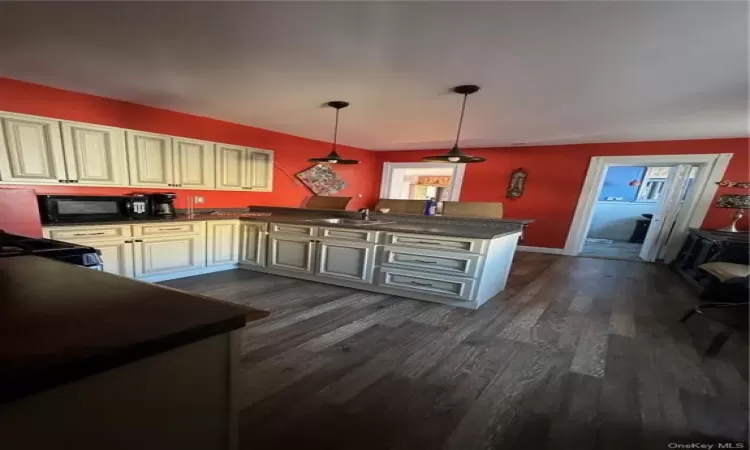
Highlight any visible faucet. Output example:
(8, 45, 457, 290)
(358, 208, 371, 220)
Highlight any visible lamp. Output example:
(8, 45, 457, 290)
(421, 85, 486, 164)
(715, 194, 750, 232)
(308, 101, 359, 165)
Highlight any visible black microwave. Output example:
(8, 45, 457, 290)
(38, 195, 152, 224)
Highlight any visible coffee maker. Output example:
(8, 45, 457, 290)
(151, 193, 177, 217)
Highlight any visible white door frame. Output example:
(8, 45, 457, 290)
(563, 153, 732, 261)
(379, 162, 466, 201)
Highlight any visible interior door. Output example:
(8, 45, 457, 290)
(639, 164, 693, 262)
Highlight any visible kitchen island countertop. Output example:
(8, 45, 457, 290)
(0, 255, 267, 404)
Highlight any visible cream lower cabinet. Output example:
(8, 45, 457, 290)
(207, 221, 240, 266)
(267, 234, 315, 273)
(90, 239, 136, 277)
(133, 235, 205, 278)
(315, 240, 376, 283)
(239, 222, 268, 267)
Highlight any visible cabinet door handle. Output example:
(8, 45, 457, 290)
(69, 180, 79, 183)
(73, 232, 105, 236)
(412, 259, 438, 264)
(409, 281, 434, 287)
(134, 239, 143, 242)
(167, 183, 174, 187)
(58, 179, 66, 183)
(124, 240, 134, 243)
(410, 240, 439, 245)
(158, 228, 183, 231)
(242, 187, 253, 190)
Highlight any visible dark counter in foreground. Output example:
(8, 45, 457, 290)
(0, 255, 266, 405)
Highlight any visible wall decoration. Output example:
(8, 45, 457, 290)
(417, 176, 452, 186)
(716, 180, 750, 188)
(296, 164, 347, 196)
(506, 168, 528, 199)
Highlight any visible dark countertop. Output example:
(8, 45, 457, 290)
(0, 256, 267, 405)
(44, 213, 525, 239)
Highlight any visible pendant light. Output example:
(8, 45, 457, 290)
(422, 85, 486, 163)
(308, 101, 359, 165)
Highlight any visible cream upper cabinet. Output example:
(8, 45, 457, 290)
(207, 221, 240, 266)
(216, 145, 274, 191)
(239, 222, 267, 266)
(133, 235, 205, 278)
(173, 138, 214, 189)
(126, 131, 174, 187)
(315, 240, 376, 283)
(0, 113, 68, 183)
(215, 144, 246, 190)
(246, 148, 273, 191)
(61, 121, 128, 186)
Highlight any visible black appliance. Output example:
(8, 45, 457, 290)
(38, 195, 151, 224)
(151, 192, 177, 217)
(0, 231, 103, 269)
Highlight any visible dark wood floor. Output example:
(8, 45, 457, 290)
(162, 253, 749, 449)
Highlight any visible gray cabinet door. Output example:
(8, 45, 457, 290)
(239, 222, 267, 267)
(268, 234, 315, 273)
(315, 240, 375, 283)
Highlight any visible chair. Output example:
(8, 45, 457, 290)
(442, 201, 504, 218)
(680, 262, 749, 355)
(303, 196, 352, 210)
(374, 199, 427, 214)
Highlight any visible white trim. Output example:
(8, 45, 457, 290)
(517, 245, 564, 255)
(563, 153, 733, 260)
(379, 162, 466, 201)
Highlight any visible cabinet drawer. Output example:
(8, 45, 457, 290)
(319, 227, 378, 242)
(381, 246, 481, 277)
(133, 221, 204, 236)
(385, 232, 486, 254)
(378, 268, 475, 301)
(46, 225, 132, 241)
(270, 223, 317, 236)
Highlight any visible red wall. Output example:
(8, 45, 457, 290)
(0, 77, 380, 211)
(376, 139, 750, 248)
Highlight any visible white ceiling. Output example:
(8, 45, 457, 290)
(0, 1, 747, 151)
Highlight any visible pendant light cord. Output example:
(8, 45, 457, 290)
(332, 107, 339, 151)
(454, 93, 468, 147)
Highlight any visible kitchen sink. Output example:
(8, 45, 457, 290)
(300, 218, 394, 226)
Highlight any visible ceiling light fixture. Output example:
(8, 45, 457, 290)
(422, 85, 486, 164)
(308, 101, 359, 165)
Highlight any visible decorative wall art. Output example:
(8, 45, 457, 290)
(506, 168, 528, 199)
(716, 180, 750, 188)
(296, 164, 347, 196)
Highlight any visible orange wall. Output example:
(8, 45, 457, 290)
(376, 138, 750, 248)
(0, 77, 380, 211)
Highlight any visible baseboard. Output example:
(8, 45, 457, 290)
(139, 263, 239, 283)
(516, 246, 564, 255)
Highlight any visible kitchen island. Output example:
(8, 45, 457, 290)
(0, 255, 267, 450)
(43, 207, 531, 309)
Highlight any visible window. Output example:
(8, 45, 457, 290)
(636, 167, 671, 202)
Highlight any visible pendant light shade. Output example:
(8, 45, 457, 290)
(308, 101, 359, 165)
(421, 85, 486, 164)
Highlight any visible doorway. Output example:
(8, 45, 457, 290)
(379, 162, 466, 202)
(580, 165, 699, 261)
(564, 153, 732, 262)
